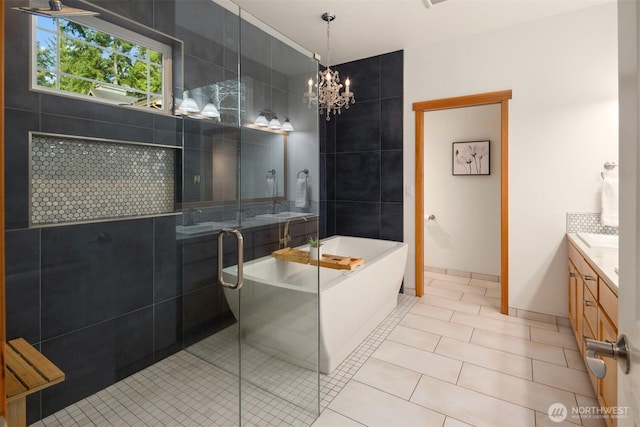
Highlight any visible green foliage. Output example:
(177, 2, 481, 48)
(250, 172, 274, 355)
(35, 18, 163, 99)
(36, 41, 56, 88)
(308, 236, 322, 247)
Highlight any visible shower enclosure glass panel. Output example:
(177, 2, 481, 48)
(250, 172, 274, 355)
(182, 2, 320, 425)
(239, 9, 320, 424)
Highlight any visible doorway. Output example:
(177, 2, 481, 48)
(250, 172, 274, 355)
(413, 90, 512, 314)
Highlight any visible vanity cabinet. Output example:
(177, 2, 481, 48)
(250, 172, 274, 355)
(567, 239, 618, 427)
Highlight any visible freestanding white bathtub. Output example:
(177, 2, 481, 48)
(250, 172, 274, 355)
(222, 235, 408, 374)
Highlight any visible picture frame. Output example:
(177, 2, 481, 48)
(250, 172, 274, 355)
(452, 140, 490, 176)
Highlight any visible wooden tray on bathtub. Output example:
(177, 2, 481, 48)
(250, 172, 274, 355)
(272, 247, 364, 270)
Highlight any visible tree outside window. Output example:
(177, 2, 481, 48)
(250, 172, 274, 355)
(34, 17, 167, 111)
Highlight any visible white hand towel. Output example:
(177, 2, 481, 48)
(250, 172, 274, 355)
(294, 177, 308, 208)
(601, 176, 619, 227)
(265, 177, 275, 198)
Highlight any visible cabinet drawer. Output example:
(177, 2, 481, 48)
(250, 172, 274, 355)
(599, 280, 618, 327)
(568, 242, 582, 271)
(581, 261, 599, 299)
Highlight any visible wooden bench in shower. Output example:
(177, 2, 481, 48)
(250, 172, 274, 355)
(6, 338, 65, 427)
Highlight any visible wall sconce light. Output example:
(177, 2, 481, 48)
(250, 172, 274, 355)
(255, 112, 269, 127)
(201, 99, 220, 118)
(178, 91, 199, 113)
(175, 90, 222, 121)
(281, 117, 294, 132)
(268, 115, 282, 130)
(253, 111, 294, 132)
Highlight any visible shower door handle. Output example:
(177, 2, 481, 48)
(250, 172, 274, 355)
(217, 228, 244, 290)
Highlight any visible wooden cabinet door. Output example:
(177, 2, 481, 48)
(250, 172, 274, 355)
(583, 284, 598, 340)
(576, 274, 585, 353)
(568, 261, 578, 331)
(599, 308, 618, 427)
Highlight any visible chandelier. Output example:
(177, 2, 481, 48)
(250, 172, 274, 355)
(304, 12, 355, 121)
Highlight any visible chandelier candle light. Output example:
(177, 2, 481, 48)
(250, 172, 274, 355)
(305, 12, 355, 120)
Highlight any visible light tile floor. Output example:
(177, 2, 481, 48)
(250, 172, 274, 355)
(32, 271, 606, 427)
(312, 271, 607, 427)
(30, 289, 415, 427)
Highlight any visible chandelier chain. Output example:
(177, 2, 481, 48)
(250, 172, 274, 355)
(326, 17, 331, 69)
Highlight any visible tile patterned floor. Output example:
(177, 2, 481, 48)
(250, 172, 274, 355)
(32, 271, 605, 427)
(312, 271, 607, 427)
(30, 292, 415, 427)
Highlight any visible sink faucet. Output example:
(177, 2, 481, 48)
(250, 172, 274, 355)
(184, 208, 202, 226)
(272, 200, 286, 214)
(280, 219, 291, 248)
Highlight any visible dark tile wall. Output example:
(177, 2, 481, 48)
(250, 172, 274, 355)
(5, 219, 177, 423)
(320, 51, 404, 241)
(4, 0, 311, 423)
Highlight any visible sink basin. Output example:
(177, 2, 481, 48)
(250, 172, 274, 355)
(577, 232, 619, 249)
(254, 211, 314, 220)
(176, 221, 231, 235)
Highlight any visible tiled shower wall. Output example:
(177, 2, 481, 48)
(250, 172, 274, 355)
(4, 0, 303, 423)
(4, 0, 189, 411)
(30, 134, 176, 225)
(321, 50, 404, 242)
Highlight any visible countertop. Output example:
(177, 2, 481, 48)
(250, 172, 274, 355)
(567, 233, 618, 294)
(176, 213, 318, 240)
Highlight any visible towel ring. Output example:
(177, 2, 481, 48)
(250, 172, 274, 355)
(601, 161, 618, 179)
(297, 169, 309, 179)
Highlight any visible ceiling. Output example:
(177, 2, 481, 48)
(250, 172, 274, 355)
(231, 0, 614, 66)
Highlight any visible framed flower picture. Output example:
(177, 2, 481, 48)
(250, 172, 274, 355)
(452, 140, 490, 175)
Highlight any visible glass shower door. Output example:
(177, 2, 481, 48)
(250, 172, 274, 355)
(181, 1, 320, 425)
(237, 9, 321, 425)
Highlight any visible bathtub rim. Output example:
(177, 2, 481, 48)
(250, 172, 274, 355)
(223, 235, 407, 292)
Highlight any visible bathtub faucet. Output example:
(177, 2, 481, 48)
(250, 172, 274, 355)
(280, 220, 291, 248)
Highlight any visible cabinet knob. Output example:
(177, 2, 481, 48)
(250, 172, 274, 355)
(583, 274, 596, 281)
(569, 272, 576, 278)
(583, 300, 595, 307)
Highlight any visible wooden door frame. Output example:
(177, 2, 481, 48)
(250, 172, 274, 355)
(413, 90, 512, 315)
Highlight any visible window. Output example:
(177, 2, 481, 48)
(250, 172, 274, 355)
(32, 16, 172, 113)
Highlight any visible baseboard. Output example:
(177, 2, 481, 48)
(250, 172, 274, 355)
(424, 265, 500, 282)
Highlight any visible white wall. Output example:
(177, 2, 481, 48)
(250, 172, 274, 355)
(403, 3, 619, 316)
(424, 104, 501, 276)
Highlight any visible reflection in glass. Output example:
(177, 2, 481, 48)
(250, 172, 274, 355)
(181, 2, 320, 425)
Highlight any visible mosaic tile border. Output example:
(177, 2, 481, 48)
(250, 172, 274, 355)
(566, 212, 618, 235)
(30, 132, 180, 226)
